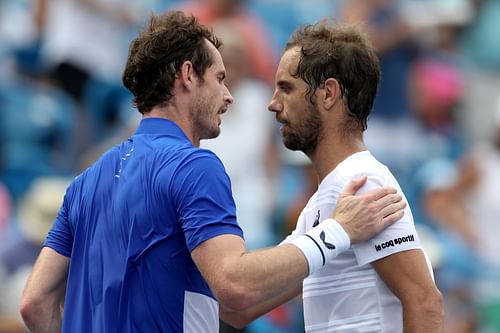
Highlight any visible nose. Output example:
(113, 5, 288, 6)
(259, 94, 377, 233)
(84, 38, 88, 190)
(268, 92, 282, 113)
(223, 85, 234, 105)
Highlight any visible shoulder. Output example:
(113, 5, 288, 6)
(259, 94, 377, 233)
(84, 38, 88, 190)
(167, 147, 231, 192)
(336, 151, 394, 187)
(174, 147, 226, 173)
(68, 142, 125, 193)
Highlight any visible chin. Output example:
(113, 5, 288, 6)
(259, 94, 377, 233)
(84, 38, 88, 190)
(283, 139, 299, 151)
(282, 134, 295, 149)
(205, 128, 221, 140)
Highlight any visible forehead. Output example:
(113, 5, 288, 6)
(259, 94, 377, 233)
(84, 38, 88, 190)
(275, 47, 301, 81)
(204, 39, 225, 74)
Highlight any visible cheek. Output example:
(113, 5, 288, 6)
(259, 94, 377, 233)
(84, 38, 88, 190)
(287, 97, 308, 118)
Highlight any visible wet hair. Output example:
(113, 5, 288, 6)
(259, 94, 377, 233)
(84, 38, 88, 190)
(122, 11, 221, 114)
(285, 20, 380, 130)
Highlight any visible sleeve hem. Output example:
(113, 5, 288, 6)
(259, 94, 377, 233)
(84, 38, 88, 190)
(354, 245, 423, 266)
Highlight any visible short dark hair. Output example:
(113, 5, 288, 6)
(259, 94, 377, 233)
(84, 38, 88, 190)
(122, 11, 221, 114)
(285, 20, 380, 130)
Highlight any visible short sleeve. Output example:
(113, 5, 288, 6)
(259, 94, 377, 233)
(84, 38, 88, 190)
(43, 188, 74, 258)
(172, 150, 243, 252)
(352, 175, 422, 266)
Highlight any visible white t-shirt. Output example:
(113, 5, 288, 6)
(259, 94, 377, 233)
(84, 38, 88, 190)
(282, 151, 433, 332)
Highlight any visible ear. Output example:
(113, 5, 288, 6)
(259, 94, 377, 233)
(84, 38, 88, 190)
(179, 60, 195, 90)
(322, 77, 342, 110)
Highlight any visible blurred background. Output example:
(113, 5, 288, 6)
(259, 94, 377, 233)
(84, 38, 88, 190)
(0, 0, 499, 332)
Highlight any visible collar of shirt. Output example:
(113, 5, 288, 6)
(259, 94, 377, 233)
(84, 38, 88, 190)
(134, 118, 190, 143)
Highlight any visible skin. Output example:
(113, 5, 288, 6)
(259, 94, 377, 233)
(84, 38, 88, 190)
(19, 248, 67, 333)
(20, 40, 408, 332)
(165, 40, 234, 147)
(269, 47, 366, 182)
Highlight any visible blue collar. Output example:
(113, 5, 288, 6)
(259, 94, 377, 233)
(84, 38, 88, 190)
(134, 118, 190, 142)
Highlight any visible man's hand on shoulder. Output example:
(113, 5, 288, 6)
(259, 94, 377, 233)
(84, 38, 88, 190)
(333, 176, 406, 244)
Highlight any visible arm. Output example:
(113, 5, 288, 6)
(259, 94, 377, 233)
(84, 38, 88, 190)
(372, 249, 444, 333)
(220, 283, 302, 329)
(20, 247, 69, 333)
(192, 235, 308, 312)
(192, 177, 405, 314)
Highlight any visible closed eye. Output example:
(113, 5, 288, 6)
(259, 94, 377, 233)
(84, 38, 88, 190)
(277, 80, 293, 93)
(218, 72, 226, 83)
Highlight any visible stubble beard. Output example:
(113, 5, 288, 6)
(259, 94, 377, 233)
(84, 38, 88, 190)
(283, 102, 322, 156)
(190, 92, 220, 141)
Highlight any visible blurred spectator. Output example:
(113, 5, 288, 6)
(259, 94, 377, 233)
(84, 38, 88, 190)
(0, 78, 77, 202)
(408, 55, 467, 161)
(460, 102, 500, 274)
(412, 102, 500, 332)
(339, 0, 419, 119)
(414, 158, 479, 333)
(32, 0, 143, 150)
(365, 53, 467, 207)
(457, 102, 500, 333)
(176, 0, 278, 84)
(0, 177, 69, 333)
(34, 0, 143, 98)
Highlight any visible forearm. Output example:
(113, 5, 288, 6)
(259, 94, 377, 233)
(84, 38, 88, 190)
(403, 299, 444, 333)
(220, 283, 302, 329)
(216, 243, 308, 310)
(22, 298, 62, 333)
(20, 248, 68, 333)
(217, 220, 349, 310)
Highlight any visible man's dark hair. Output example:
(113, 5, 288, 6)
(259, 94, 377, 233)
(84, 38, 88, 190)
(285, 20, 380, 130)
(122, 11, 221, 114)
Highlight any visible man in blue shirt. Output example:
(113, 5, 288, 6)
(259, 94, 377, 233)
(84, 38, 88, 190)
(20, 11, 406, 333)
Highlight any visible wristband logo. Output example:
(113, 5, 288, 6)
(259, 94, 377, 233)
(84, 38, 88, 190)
(374, 234, 415, 252)
(320, 231, 336, 250)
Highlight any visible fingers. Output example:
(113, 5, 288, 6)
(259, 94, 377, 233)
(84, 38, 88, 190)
(365, 186, 398, 202)
(340, 176, 367, 196)
(377, 192, 403, 209)
(379, 200, 406, 222)
(382, 207, 405, 226)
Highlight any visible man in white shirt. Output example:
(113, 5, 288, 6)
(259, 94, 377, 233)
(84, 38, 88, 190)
(221, 20, 444, 332)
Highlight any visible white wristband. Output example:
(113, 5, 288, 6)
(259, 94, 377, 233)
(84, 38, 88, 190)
(290, 218, 350, 275)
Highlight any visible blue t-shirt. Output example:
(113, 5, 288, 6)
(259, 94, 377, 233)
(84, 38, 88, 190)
(44, 118, 243, 332)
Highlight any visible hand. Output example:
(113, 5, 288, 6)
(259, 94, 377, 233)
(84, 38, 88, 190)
(333, 176, 406, 244)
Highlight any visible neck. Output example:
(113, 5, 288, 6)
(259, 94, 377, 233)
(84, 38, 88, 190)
(144, 103, 199, 146)
(308, 132, 366, 184)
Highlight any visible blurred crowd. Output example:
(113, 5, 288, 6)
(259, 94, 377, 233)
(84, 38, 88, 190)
(0, 0, 499, 332)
